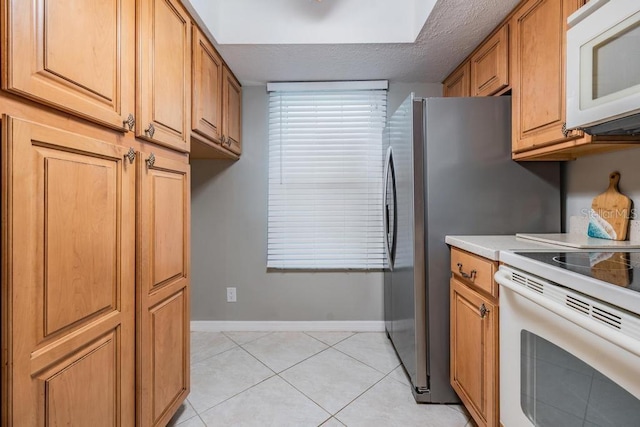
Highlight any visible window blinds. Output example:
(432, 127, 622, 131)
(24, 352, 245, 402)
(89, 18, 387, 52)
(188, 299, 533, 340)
(267, 87, 387, 269)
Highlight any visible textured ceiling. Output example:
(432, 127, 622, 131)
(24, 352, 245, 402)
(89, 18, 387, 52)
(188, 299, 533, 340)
(184, 0, 520, 85)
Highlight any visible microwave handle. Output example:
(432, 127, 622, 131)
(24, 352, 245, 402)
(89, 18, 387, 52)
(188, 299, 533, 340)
(567, 0, 610, 28)
(495, 269, 640, 358)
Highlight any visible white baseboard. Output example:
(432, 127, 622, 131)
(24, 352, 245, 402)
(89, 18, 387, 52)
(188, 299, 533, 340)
(190, 320, 385, 333)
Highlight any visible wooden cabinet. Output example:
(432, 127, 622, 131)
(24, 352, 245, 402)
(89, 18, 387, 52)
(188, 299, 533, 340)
(2, 0, 135, 132)
(510, 0, 577, 154)
(191, 26, 224, 146)
(137, 0, 192, 153)
(222, 66, 243, 155)
(470, 25, 509, 96)
(1, 117, 191, 426)
(510, 0, 640, 160)
(1, 116, 136, 426)
(443, 0, 640, 160)
(137, 153, 190, 426)
(450, 248, 499, 427)
(190, 25, 241, 160)
(443, 62, 471, 97)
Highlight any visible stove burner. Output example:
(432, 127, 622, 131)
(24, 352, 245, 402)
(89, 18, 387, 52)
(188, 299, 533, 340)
(552, 253, 633, 271)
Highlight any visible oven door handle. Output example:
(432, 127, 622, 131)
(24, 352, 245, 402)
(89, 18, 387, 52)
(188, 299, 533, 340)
(495, 270, 640, 358)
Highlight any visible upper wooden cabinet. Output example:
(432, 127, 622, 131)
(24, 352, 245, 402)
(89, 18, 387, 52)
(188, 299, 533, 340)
(191, 25, 224, 146)
(443, 62, 471, 97)
(222, 66, 243, 155)
(443, 0, 640, 160)
(190, 25, 241, 160)
(2, 0, 135, 132)
(510, 0, 577, 154)
(470, 25, 509, 97)
(137, 0, 192, 153)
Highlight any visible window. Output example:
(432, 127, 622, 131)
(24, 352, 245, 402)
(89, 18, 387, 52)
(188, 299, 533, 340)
(267, 81, 388, 269)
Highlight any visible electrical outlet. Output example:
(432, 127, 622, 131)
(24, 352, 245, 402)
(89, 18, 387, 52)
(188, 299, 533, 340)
(226, 287, 237, 303)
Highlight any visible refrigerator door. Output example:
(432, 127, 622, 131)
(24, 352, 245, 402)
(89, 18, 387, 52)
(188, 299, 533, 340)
(385, 94, 428, 395)
(423, 96, 561, 403)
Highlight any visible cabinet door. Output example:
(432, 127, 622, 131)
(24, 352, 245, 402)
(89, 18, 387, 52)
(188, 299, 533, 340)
(137, 0, 191, 152)
(443, 61, 471, 97)
(137, 152, 190, 426)
(222, 66, 243, 155)
(450, 278, 498, 427)
(470, 25, 509, 96)
(2, 0, 135, 131)
(1, 116, 135, 426)
(192, 25, 224, 146)
(511, 0, 583, 153)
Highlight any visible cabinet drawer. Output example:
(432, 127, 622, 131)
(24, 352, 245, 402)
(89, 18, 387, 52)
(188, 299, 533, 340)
(450, 248, 496, 297)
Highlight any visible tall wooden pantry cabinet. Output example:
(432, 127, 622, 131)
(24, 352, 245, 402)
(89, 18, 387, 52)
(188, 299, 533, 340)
(0, 0, 244, 424)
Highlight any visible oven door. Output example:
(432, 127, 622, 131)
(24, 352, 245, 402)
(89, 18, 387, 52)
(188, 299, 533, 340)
(566, 0, 640, 131)
(496, 267, 640, 427)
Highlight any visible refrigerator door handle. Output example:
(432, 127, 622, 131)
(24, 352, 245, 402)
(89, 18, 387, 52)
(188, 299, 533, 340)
(383, 146, 395, 270)
(383, 147, 391, 270)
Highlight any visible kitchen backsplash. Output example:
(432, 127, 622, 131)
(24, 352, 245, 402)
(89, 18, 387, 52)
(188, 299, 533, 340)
(564, 147, 640, 232)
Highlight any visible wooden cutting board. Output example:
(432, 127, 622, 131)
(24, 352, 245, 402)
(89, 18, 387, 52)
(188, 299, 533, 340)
(588, 172, 632, 241)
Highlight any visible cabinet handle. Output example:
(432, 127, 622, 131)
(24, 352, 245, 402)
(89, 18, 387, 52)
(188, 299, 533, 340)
(221, 135, 227, 145)
(479, 304, 489, 318)
(227, 137, 233, 147)
(145, 123, 155, 138)
(145, 152, 156, 168)
(123, 113, 135, 131)
(124, 147, 136, 164)
(457, 263, 477, 281)
(562, 122, 571, 138)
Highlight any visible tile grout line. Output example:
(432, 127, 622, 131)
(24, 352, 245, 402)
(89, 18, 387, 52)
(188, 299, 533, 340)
(190, 342, 240, 366)
(330, 344, 401, 376)
(302, 331, 356, 347)
(221, 330, 274, 346)
(190, 344, 279, 417)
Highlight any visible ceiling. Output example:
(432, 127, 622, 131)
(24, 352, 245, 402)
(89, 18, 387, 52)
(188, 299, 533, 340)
(183, 0, 520, 86)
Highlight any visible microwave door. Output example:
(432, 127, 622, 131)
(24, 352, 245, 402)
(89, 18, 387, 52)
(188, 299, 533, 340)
(567, 2, 640, 131)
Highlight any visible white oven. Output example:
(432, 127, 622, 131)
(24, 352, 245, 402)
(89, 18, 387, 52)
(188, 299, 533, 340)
(566, 0, 640, 134)
(495, 266, 640, 426)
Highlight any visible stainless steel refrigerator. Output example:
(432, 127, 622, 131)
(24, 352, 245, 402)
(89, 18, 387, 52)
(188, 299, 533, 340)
(382, 95, 561, 403)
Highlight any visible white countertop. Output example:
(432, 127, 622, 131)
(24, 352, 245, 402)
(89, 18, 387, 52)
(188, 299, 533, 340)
(445, 235, 568, 261)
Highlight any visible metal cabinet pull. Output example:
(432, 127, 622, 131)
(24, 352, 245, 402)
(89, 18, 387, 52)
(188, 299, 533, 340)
(562, 122, 570, 138)
(145, 152, 156, 168)
(145, 123, 155, 138)
(123, 113, 135, 131)
(457, 263, 477, 280)
(479, 304, 489, 318)
(221, 135, 227, 145)
(124, 147, 136, 164)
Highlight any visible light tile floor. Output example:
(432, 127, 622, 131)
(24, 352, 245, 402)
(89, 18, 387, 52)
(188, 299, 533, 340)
(169, 331, 476, 427)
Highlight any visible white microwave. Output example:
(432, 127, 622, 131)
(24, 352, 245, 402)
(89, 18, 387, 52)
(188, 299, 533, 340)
(566, 0, 640, 135)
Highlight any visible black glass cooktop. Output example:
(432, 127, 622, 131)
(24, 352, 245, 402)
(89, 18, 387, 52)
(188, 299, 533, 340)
(514, 251, 640, 292)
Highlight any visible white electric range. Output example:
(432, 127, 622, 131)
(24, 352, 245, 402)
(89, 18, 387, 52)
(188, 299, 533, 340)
(496, 250, 640, 426)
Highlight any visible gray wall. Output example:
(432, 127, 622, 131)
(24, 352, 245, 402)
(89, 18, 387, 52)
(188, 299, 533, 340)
(564, 147, 640, 229)
(190, 82, 442, 321)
